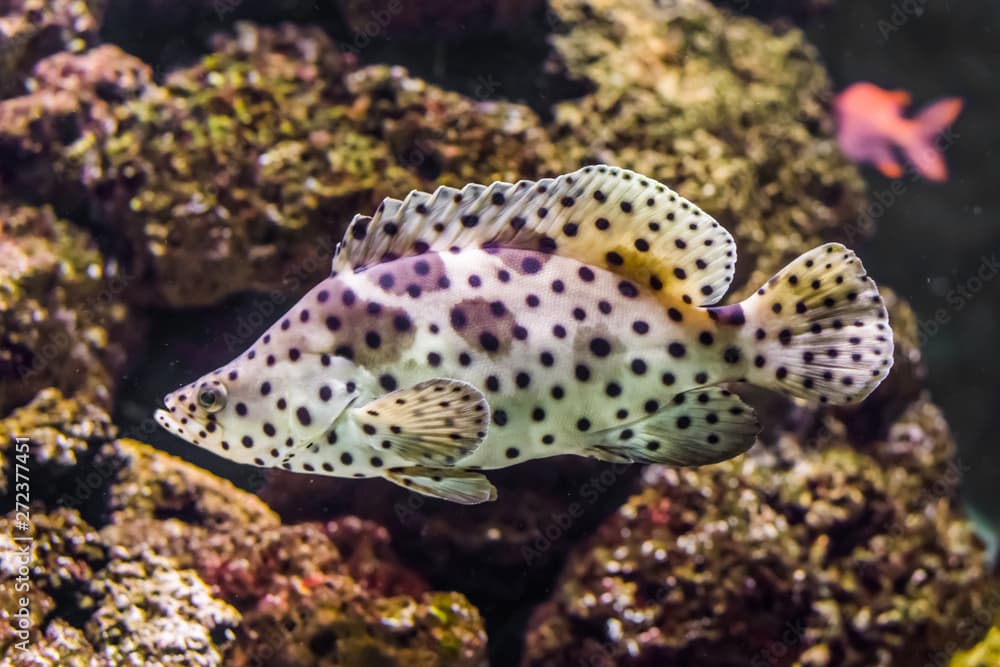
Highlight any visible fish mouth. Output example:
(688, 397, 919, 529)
(155, 408, 195, 442)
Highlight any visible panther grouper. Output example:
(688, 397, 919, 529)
(155, 165, 894, 504)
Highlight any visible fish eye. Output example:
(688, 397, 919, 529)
(197, 384, 228, 413)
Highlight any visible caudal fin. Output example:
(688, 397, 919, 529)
(739, 243, 893, 406)
(903, 97, 963, 181)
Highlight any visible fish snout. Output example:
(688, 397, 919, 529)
(154, 407, 187, 439)
(155, 390, 198, 441)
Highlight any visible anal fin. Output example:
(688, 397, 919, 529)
(587, 388, 759, 466)
(350, 378, 490, 466)
(384, 466, 497, 504)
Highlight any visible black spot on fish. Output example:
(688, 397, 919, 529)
(522, 257, 542, 274)
(296, 407, 312, 426)
(618, 281, 639, 298)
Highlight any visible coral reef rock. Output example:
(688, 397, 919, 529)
(0, 507, 240, 667)
(0, 205, 135, 416)
(0, 23, 557, 307)
(0, 0, 104, 98)
(86, 552, 241, 666)
(951, 620, 1000, 667)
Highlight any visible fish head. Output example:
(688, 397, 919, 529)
(155, 374, 235, 454)
(155, 350, 365, 464)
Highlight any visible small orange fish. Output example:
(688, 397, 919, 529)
(834, 82, 963, 182)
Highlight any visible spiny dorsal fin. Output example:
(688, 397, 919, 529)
(332, 165, 737, 305)
(350, 378, 490, 467)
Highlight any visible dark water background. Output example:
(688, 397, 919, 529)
(109, 0, 1000, 547)
(801, 1, 1000, 527)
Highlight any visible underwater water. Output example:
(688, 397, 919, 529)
(1, 0, 999, 665)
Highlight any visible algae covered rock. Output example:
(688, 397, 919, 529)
(0, 0, 104, 98)
(951, 622, 1000, 667)
(102, 511, 487, 666)
(0, 397, 240, 665)
(0, 388, 115, 499)
(0, 507, 238, 666)
(231, 585, 486, 667)
(522, 400, 992, 666)
(86, 552, 241, 666)
(101, 436, 281, 531)
(0, 205, 135, 416)
(0, 22, 558, 307)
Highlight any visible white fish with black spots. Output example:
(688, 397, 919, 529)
(155, 165, 894, 504)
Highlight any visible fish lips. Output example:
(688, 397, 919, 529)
(154, 407, 204, 444)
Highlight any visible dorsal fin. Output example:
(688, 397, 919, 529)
(332, 165, 737, 305)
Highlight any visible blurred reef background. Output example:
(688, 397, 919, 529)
(1, 0, 998, 665)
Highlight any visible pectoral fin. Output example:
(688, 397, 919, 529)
(350, 378, 490, 466)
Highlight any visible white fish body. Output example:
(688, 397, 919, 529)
(156, 165, 894, 503)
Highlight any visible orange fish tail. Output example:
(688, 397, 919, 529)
(903, 97, 963, 181)
(915, 97, 964, 136)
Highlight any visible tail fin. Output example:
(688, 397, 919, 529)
(903, 97, 963, 181)
(738, 243, 893, 406)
